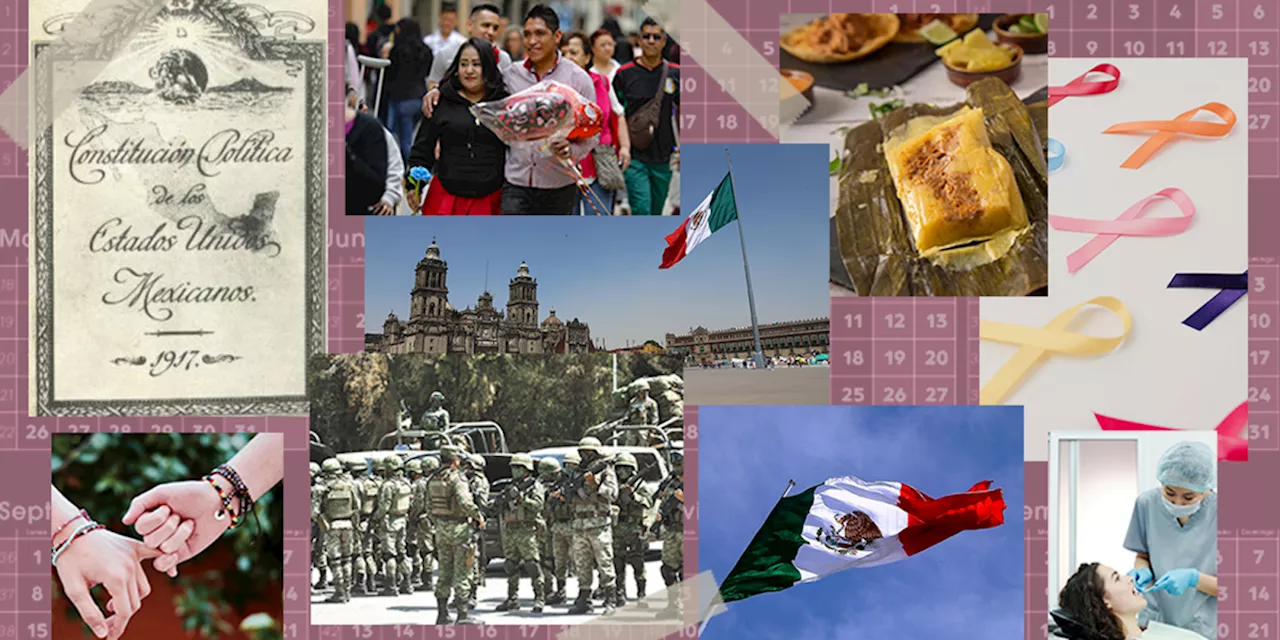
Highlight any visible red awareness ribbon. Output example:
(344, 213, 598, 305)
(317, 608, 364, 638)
(1095, 401, 1249, 461)
(1103, 102, 1237, 169)
(1048, 63, 1121, 108)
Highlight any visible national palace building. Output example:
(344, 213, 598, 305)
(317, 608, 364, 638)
(664, 318, 830, 364)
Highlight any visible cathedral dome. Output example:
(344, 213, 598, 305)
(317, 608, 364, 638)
(541, 308, 563, 328)
(425, 238, 441, 260)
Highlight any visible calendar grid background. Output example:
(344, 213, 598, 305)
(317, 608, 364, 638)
(0, 1, 698, 639)
(674, 1, 1280, 639)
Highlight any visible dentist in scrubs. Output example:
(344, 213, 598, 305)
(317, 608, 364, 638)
(1124, 441, 1219, 639)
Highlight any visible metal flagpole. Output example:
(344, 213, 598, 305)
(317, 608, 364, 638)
(725, 148, 767, 370)
(698, 478, 797, 636)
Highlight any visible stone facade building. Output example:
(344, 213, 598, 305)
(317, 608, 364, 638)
(664, 318, 829, 364)
(367, 240, 592, 354)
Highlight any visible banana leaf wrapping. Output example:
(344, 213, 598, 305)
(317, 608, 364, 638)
(833, 77, 1049, 296)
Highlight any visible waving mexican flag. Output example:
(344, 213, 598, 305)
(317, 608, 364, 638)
(716, 475, 1006, 603)
(660, 172, 737, 269)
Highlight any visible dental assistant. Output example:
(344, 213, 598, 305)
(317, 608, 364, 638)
(1124, 441, 1218, 639)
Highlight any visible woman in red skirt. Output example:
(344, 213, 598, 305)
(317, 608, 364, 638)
(407, 38, 509, 215)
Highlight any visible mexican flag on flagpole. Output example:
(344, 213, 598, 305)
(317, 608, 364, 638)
(660, 172, 738, 269)
(715, 475, 1006, 603)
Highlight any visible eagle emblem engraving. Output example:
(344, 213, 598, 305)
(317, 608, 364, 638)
(817, 510, 884, 555)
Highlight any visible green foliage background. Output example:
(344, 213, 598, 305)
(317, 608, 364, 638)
(308, 353, 681, 453)
(51, 433, 283, 640)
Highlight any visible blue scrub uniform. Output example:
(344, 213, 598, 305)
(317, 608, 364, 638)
(1124, 489, 1218, 639)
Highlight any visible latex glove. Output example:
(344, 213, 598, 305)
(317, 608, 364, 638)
(1128, 567, 1154, 591)
(123, 481, 231, 575)
(55, 529, 163, 640)
(1150, 568, 1200, 596)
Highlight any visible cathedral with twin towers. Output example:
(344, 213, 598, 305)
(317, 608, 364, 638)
(368, 240, 593, 355)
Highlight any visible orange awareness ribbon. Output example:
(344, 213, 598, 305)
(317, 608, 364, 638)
(1095, 401, 1249, 462)
(1103, 102, 1237, 169)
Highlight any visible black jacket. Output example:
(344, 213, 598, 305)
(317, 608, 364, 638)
(385, 42, 434, 103)
(345, 111, 388, 214)
(407, 80, 509, 199)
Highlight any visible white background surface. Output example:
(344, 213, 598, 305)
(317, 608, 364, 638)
(982, 58, 1248, 462)
(774, 14, 1051, 295)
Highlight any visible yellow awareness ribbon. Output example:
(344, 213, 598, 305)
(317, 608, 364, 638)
(980, 297, 1133, 405)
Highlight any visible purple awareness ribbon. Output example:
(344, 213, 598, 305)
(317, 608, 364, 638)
(1167, 271, 1247, 330)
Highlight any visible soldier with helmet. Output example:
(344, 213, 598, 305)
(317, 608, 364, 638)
(655, 451, 684, 618)
(612, 451, 655, 608)
(311, 462, 330, 591)
(617, 381, 660, 446)
(346, 458, 380, 595)
(427, 445, 483, 625)
(569, 437, 619, 616)
(404, 458, 425, 589)
(411, 456, 442, 591)
(462, 453, 491, 608)
(495, 453, 546, 613)
(374, 455, 414, 595)
(421, 391, 450, 431)
(318, 458, 362, 603)
(543, 454, 574, 605)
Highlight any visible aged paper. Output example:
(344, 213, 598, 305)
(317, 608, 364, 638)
(29, 0, 326, 416)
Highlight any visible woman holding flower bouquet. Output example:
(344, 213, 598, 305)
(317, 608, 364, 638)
(406, 38, 510, 215)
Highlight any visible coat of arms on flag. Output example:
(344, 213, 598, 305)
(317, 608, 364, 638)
(817, 511, 884, 554)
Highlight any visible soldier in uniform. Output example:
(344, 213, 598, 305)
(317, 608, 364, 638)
(404, 459, 424, 588)
(310, 462, 330, 591)
(654, 452, 684, 619)
(618, 381, 660, 446)
(316, 458, 361, 603)
(535, 458, 558, 603)
(347, 458, 380, 595)
(495, 454, 546, 613)
(543, 455, 574, 605)
(463, 453, 490, 608)
(374, 456, 414, 596)
(612, 452, 654, 608)
(568, 437, 619, 616)
(420, 391, 450, 431)
(413, 456, 442, 591)
(426, 445, 483, 625)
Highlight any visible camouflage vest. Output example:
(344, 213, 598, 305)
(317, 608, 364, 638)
(618, 483, 647, 522)
(427, 468, 464, 518)
(502, 480, 536, 524)
(547, 477, 573, 522)
(388, 478, 412, 517)
(359, 477, 379, 515)
(573, 463, 614, 519)
(324, 480, 356, 520)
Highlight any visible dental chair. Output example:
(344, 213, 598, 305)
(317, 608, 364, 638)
(1050, 608, 1110, 640)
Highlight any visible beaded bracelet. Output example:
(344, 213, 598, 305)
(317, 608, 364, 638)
(51, 509, 88, 542)
(214, 464, 255, 528)
(202, 474, 241, 528)
(51, 521, 104, 568)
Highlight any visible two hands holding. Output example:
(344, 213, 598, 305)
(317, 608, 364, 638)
(1127, 567, 1204, 596)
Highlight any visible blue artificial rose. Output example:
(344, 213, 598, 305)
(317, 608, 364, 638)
(408, 166, 432, 183)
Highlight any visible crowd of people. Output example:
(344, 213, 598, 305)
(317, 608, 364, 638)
(345, 4, 680, 216)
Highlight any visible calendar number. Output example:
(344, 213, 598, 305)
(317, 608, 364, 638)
(1255, 549, 1267, 564)
(1249, 387, 1272, 402)
(1256, 4, 1267, 20)
(844, 350, 864, 366)
(1252, 350, 1271, 366)
(841, 387, 866, 403)
(1167, 40, 1186, 55)
(682, 77, 696, 93)
(27, 624, 47, 639)
(885, 350, 906, 366)
(1169, 5, 1182, 19)
(1086, 41, 1098, 54)
(759, 77, 778, 93)
(716, 114, 738, 130)
(845, 313, 863, 329)
(31, 586, 41, 602)
(1250, 312, 1272, 329)
(1250, 77, 1273, 93)
(883, 387, 907, 403)
(1250, 585, 1271, 601)
(1212, 4, 1224, 20)
(1223, 584, 1230, 601)
(884, 313, 905, 329)
(1046, 6, 1055, 19)
(26, 425, 48, 440)
(1048, 40, 1056, 56)
(1256, 276, 1268, 291)
(1085, 4, 1097, 19)
(1124, 41, 1145, 56)
(925, 350, 949, 366)
(927, 313, 947, 328)
(721, 41, 733, 55)
(762, 41, 775, 56)
(681, 114, 697, 129)
(1249, 41, 1271, 57)
(1207, 41, 1228, 56)
(395, 625, 415, 637)
(925, 387, 949, 403)
(1249, 623, 1269, 638)
(1128, 4, 1139, 19)
(1249, 423, 1270, 439)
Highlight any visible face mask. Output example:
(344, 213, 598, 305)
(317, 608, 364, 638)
(618, 469, 633, 482)
(512, 467, 526, 480)
(1162, 496, 1202, 518)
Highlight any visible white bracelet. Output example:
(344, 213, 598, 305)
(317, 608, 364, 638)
(51, 521, 99, 568)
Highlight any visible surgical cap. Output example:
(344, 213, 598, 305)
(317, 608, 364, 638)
(1156, 441, 1216, 493)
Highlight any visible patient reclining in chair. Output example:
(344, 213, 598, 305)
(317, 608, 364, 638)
(1054, 563, 1209, 640)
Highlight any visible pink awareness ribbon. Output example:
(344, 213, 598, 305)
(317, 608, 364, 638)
(1048, 63, 1121, 108)
(1095, 401, 1249, 462)
(1048, 188, 1196, 274)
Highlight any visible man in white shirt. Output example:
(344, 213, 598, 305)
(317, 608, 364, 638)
(423, 3, 468, 55)
(426, 3, 512, 91)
